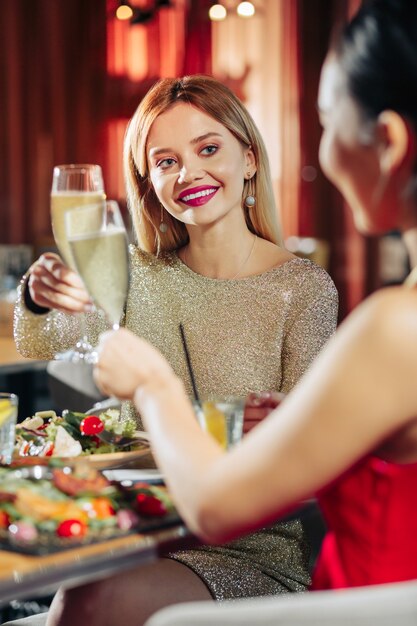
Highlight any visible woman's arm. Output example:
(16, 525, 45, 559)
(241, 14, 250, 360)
(94, 287, 417, 544)
(280, 267, 338, 393)
(14, 253, 101, 359)
(244, 266, 338, 432)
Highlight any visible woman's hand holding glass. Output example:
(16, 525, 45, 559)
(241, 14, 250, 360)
(27, 252, 91, 314)
(95, 328, 175, 400)
(243, 392, 286, 433)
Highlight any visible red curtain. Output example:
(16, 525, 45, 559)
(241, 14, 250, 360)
(182, 0, 212, 76)
(0, 0, 108, 247)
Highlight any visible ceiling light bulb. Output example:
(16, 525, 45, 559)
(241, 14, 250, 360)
(209, 4, 227, 21)
(237, 1, 255, 18)
(116, 4, 133, 20)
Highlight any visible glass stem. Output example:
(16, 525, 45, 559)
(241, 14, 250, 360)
(75, 312, 92, 352)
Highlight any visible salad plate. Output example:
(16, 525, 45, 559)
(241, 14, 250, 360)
(12, 409, 151, 470)
(64, 447, 151, 470)
(11, 447, 151, 471)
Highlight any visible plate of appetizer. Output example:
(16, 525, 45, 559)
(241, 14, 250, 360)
(12, 409, 151, 470)
(0, 463, 178, 554)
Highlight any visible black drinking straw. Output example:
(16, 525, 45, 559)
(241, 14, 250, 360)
(179, 323, 201, 406)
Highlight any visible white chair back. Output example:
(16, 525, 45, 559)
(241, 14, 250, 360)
(145, 578, 417, 626)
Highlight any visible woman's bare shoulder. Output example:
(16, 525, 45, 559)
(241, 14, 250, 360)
(359, 285, 417, 324)
(343, 286, 417, 364)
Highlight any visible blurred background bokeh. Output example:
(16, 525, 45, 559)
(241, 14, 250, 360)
(0, 0, 410, 324)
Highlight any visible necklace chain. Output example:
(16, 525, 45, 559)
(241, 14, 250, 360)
(183, 235, 257, 280)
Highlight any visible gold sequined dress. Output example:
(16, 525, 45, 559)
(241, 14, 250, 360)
(14, 246, 338, 600)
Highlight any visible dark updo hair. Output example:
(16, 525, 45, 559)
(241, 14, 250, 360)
(334, 0, 417, 124)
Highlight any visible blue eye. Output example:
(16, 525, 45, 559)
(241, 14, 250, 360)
(201, 145, 218, 156)
(157, 158, 177, 169)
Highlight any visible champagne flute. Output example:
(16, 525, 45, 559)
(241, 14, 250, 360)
(51, 164, 106, 361)
(65, 200, 130, 362)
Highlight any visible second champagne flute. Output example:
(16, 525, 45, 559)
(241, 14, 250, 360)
(66, 200, 130, 362)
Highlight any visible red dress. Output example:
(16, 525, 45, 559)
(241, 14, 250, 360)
(312, 455, 417, 590)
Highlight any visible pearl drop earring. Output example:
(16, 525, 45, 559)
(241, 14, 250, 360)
(244, 172, 255, 208)
(159, 205, 168, 233)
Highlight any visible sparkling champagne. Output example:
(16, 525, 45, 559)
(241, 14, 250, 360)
(51, 191, 106, 268)
(68, 228, 129, 326)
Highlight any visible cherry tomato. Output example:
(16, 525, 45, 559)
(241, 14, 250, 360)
(0, 510, 10, 528)
(56, 519, 87, 538)
(79, 415, 104, 436)
(136, 493, 167, 516)
(42, 441, 54, 457)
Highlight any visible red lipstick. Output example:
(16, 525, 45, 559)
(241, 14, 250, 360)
(177, 186, 219, 207)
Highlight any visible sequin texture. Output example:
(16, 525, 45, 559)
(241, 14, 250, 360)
(14, 246, 338, 599)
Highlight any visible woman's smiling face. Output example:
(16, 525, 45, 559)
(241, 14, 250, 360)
(145, 102, 255, 229)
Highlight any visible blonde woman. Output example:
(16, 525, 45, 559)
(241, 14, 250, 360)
(14, 76, 337, 624)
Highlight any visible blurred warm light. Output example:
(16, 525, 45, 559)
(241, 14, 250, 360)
(209, 4, 227, 21)
(237, 1, 255, 18)
(286, 236, 317, 256)
(116, 4, 133, 20)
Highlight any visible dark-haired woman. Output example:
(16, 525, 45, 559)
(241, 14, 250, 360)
(94, 0, 417, 594)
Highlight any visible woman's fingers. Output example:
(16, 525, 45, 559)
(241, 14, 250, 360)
(243, 392, 286, 434)
(28, 275, 89, 313)
(27, 253, 91, 313)
(95, 329, 175, 400)
(30, 263, 89, 300)
(94, 330, 142, 399)
(243, 407, 273, 434)
(245, 391, 286, 409)
(243, 412, 266, 434)
(39, 254, 85, 288)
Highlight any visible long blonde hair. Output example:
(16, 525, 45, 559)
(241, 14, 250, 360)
(124, 75, 283, 254)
